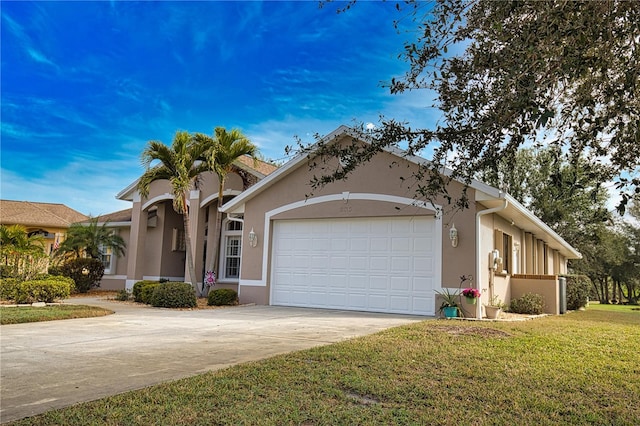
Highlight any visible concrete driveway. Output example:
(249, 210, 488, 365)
(0, 297, 424, 423)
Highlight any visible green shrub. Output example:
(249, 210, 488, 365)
(132, 280, 159, 303)
(13, 277, 74, 303)
(60, 258, 104, 293)
(141, 283, 161, 304)
(509, 293, 545, 315)
(0, 278, 21, 301)
(115, 289, 130, 301)
(208, 288, 239, 306)
(564, 274, 591, 310)
(150, 282, 196, 308)
(48, 265, 63, 276)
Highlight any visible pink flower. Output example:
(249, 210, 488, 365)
(462, 288, 481, 298)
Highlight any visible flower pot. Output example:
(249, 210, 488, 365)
(465, 296, 477, 305)
(443, 306, 458, 318)
(485, 305, 502, 319)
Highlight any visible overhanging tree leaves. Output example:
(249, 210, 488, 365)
(317, 0, 639, 213)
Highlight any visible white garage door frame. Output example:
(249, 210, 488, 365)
(244, 193, 442, 315)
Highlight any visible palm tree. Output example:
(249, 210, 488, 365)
(55, 218, 126, 260)
(195, 127, 257, 276)
(137, 131, 212, 294)
(0, 224, 46, 279)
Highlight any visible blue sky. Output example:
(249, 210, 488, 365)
(1, 0, 440, 216)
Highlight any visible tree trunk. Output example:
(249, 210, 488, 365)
(181, 193, 200, 296)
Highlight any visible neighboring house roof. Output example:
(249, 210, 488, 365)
(221, 125, 582, 260)
(116, 155, 277, 201)
(0, 200, 88, 229)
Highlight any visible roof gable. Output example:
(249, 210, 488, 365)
(117, 155, 277, 201)
(220, 125, 581, 259)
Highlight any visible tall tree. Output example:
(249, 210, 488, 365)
(55, 218, 126, 260)
(317, 0, 638, 213)
(195, 127, 257, 277)
(138, 131, 212, 294)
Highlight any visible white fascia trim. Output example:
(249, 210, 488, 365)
(504, 193, 582, 259)
(200, 189, 242, 209)
(244, 192, 442, 288)
(142, 193, 173, 211)
(116, 178, 140, 201)
(95, 221, 131, 228)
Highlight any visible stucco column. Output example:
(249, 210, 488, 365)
(125, 193, 148, 290)
(187, 190, 202, 289)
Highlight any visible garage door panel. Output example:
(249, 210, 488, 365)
(370, 238, 389, 251)
(391, 276, 411, 291)
(368, 294, 389, 310)
(271, 217, 437, 315)
(350, 275, 368, 289)
(348, 293, 367, 308)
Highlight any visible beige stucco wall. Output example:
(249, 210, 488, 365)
(511, 275, 559, 315)
(237, 139, 477, 307)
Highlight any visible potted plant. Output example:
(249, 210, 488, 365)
(435, 288, 460, 318)
(462, 287, 481, 305)
(484, 295, 503, 319)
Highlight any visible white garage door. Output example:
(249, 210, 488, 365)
(271, 216, 438, 315)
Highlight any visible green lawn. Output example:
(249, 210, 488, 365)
(0, 305, 113, 325)
(8, 308, 640, 426)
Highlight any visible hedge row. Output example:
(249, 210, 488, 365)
(0, 276, 75, 303)
(132, 281, 196, 308)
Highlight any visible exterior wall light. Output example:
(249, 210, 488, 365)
(248, 228, 258, 248)
(449, 224, 458, 248)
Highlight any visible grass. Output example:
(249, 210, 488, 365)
(0, 304, 113, 325)
(7, 308, 640, 425)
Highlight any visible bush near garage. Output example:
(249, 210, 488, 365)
(563, 274, 591, 310)
(2, 276, 75, 303)
(59, 258, 104, 293)
(150, 282, 197, 308)
(208, 288, 239, 306)
(508, 292, 545, 315)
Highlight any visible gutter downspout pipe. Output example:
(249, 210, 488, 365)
(475, 195, 508, 319)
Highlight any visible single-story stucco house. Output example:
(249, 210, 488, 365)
(0, 200, 88, 254)
(96, 126, 581, 318)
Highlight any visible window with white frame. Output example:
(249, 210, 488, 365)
(99, 245, 114, 274)
(220, 219, 242, 280)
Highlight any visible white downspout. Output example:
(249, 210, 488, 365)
(475, 196, 508, 319)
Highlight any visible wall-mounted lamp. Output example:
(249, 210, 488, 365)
(248, 228, 258, 248)
(449, 224, 458, 248)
